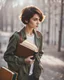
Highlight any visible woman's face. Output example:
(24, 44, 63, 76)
(27, 14, 40, 29)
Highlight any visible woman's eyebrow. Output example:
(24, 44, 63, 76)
(33, 17, 40, 20)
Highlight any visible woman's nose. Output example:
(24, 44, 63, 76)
(37, 20, 40, 24)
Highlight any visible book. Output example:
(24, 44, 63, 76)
(15, 40, 38, 58)
(0, 67, 17, 80)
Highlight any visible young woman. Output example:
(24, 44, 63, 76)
(4, 6, 45, 80)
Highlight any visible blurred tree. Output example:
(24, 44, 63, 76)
(58, 0, 63, 51)
(47, 0, 51, 44)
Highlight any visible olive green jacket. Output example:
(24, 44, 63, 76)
(4, 27, 43, 80)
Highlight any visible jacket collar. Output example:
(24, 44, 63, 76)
(20, 27, 40, 48)
(20, 27, 40, 39)
(20, 27, 26, 41)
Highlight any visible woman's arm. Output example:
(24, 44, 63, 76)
(35, 32, 44, 62)
(4, 32, 26, 70)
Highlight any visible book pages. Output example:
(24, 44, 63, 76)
(20, 40, 38, 52)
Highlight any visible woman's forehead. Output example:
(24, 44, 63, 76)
(32, 14, 40, 19)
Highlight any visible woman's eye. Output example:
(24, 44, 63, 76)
(33, 18, 38, 21)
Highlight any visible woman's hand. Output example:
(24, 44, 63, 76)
(24, 56, 35, 64)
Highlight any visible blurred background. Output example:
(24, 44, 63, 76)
(0, 0, 64, 80)
(0, 0, 64, 53)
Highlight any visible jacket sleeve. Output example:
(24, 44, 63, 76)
(35, 33, 44, 62)
(39, 34, 44, 58)
(4, 32, 25, 70)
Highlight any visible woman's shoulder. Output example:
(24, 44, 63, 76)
(9, 31, 20, 41)
(36, 31, 42, 37)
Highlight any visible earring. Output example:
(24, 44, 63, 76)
(25, 20, 28, 24)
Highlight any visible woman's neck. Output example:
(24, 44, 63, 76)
(25, 26, 34, 35)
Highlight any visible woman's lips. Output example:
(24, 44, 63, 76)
(36, 26, 38, 27)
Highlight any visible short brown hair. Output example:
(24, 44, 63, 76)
(20, 6, 45, 24)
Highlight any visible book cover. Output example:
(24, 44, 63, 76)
(15, 40, 38, 57)
(0, 67, 17, 80)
